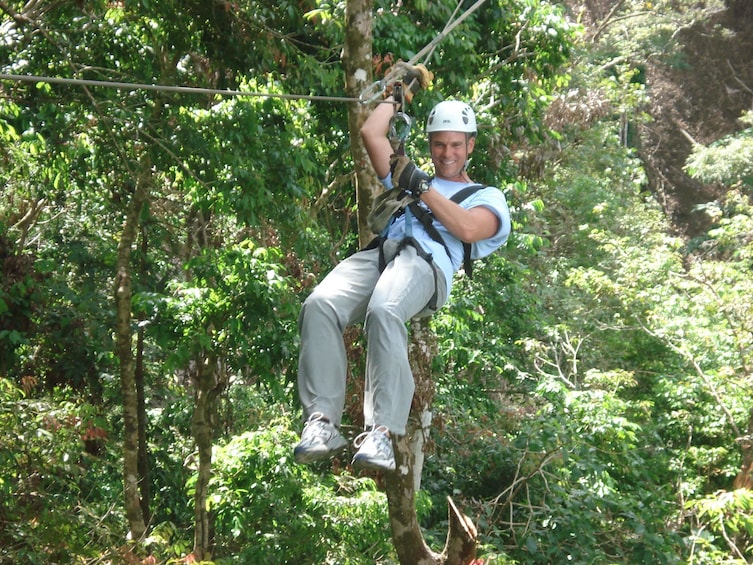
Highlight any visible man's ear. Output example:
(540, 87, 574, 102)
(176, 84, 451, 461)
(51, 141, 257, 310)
(467, 136, 476, 154)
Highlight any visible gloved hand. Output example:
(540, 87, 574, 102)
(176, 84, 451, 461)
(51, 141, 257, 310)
(390, 154, 431, 198)
(401, 63, 433, 104)
(383, 62, 433, 104)
(367, 187, 417, 234)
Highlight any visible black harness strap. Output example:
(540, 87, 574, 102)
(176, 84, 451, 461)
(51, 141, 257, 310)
(408, 183, 485, 279)
(398, 237, 440, 311)
(361, 234, 441, 310)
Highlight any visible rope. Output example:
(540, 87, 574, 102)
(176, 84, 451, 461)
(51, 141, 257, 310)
(0, 73, 363, 103)
(380, 0, 489, 87)
(0, 0, 489, 104)
(361, 0, 489, 103)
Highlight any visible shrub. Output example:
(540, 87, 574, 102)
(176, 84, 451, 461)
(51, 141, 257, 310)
(204, 421, 396, 564)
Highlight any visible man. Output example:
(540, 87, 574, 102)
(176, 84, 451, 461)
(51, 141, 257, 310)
(294, 75, 511, 472)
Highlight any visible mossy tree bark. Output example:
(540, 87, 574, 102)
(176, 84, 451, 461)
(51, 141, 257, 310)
(191, 352, 227, 560)
(343, 0, 379, 249)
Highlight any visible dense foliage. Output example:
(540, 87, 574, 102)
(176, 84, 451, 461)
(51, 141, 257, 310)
(2, 0, 752, 563)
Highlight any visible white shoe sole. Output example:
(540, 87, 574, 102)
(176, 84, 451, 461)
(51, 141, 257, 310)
(351, 454, 395, 472)
(294, 438, 347, 464)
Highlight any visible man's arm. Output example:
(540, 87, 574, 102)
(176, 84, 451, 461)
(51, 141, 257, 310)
(360, 97, 396, 179)
(388, 153, 501, 243)
(421, 191, 500, 243)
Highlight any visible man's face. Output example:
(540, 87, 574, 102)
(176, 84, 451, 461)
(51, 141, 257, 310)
(429, 131, 475, 181)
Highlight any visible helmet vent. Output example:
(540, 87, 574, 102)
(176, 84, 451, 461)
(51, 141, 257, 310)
(425, 100, 477, 134)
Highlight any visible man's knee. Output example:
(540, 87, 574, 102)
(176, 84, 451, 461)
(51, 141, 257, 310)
(300, 288, 349, 333)
(364, 301, 403, 333)
(300, 290, 328, 323)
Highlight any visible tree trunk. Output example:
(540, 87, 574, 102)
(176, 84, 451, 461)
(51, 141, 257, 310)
(136, 225, 151, 526)
(136, 325, 151, 525)
(343, 0, 379, 248)
(115, 157, 150, 543)
(191, 352, 228, 560)
(384, 317, 479, 565)
(407, 318, 437, 489)
(385, 428, 441, 564)
(445, 497, 480, 564)
(733, 404, 753, 490)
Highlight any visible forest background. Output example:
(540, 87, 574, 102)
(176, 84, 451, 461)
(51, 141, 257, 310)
(2, 0, 753, 563)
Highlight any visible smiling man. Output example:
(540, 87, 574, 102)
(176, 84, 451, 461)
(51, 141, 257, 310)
(293, 70, 511, 473)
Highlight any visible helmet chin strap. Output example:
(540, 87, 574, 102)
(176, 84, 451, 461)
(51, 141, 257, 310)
(458, 147, 473, 179)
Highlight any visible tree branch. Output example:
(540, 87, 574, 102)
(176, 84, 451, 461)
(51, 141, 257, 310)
(589, 0, 629, 42)
(637, 317, 742, 438)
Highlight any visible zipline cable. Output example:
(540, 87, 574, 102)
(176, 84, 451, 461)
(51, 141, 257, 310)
(419, 0, 483, 66)
(418, 1, 465, 66)
(0, 73, 363, 103)
(0, 0, 489, 104)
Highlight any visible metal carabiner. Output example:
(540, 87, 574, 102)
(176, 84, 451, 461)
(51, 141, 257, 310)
(359, 79, 386, 105)
(388, 111, 412, 143)
(358, 61, 413, 105)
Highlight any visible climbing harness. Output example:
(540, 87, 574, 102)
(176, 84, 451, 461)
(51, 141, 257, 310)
(403, 184, 486, 280)
(364, 183, 485, 311)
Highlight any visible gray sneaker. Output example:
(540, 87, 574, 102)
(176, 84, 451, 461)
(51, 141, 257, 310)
(351, 426, 395, 472)
(293, 412, 348, 464)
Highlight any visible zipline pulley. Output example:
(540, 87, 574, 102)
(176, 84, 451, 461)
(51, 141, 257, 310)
(358, 61, 415, 106)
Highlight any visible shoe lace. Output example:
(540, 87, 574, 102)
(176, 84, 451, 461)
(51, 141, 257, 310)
(353, 426, 391, 453)
(306, 412, 327, 424)
(303, 412, 331, 437)
(353, 431, 369, 448)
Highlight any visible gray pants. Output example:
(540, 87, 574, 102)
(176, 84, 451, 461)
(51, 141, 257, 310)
(297, 240, 448, 435)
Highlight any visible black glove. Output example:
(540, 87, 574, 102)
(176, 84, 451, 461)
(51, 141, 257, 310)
(390, 154, 430, 198)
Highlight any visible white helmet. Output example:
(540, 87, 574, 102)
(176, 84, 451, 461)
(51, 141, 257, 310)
(425, 100, 477, 135)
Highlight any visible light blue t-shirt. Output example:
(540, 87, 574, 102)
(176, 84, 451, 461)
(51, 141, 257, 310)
(381, 174, 511, 295)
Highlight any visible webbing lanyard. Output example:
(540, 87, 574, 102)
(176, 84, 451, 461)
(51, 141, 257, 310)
(404, 206, 414, 238)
